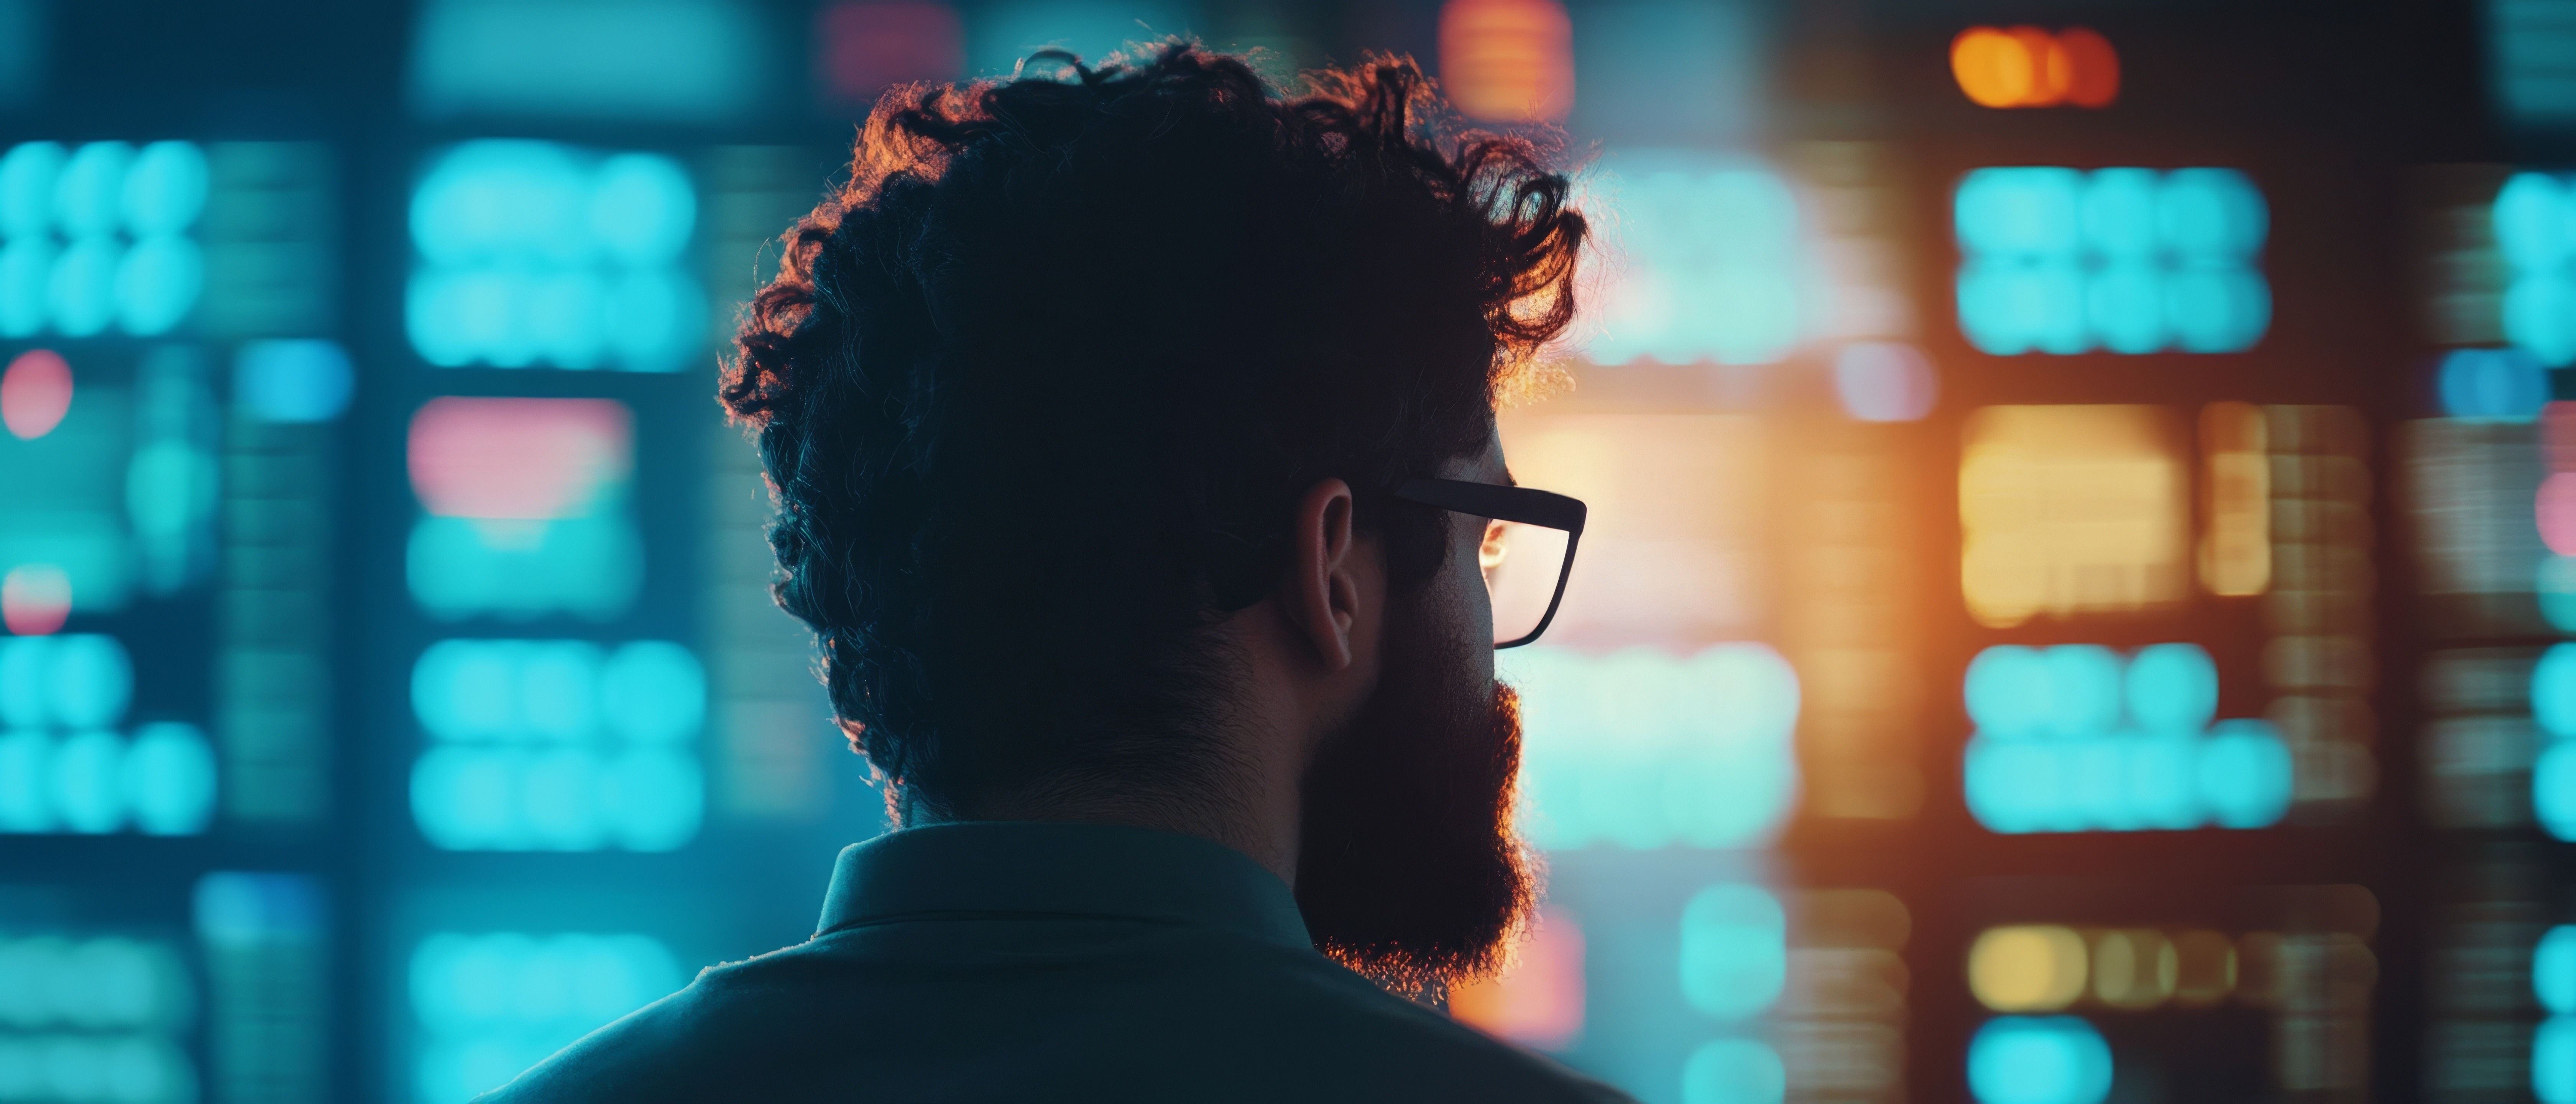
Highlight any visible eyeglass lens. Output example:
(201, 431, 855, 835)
(1482, 519, 1571, 646)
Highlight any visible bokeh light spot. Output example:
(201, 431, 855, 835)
(1952, 27, 2116, 109)
(1833, 342, 1938, 422)
(2440, 348, 2550, 421)
(407, 140, 706, 371)
(0, 348, 69, 439)
(1970, 926, 2088, 1012)
(1968, 1016, 2113, 1104)
(1, 564, 71, 636)
(1679, 884, 1786, 1020)
(1681, 1038, 1786, 1104)
(1449, 905, 1584, 1051)
(1439, 0, 1576, 123)
(236, 339, 354, 423)
(1957, 169, 2267, 355)
(2537, 926, 2576, 1015)
(1952, 28, 2033, 108)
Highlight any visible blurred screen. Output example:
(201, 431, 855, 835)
(0, 3, 2559, 1103)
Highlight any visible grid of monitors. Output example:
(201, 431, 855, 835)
(2412, 148, 2576, 1100)
(0, 121, 340, 1101)
(390, 135, 739, 1103)
(405, 143, 704, 372)
(0, 3, 2548, 1104)
(0, 141, 207, 340)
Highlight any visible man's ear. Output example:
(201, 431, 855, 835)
(1286, 478, 1361, 672)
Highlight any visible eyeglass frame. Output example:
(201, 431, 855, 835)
(1390, 476, 1586, 649)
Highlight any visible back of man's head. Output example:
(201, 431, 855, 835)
(724, 43, 1585, 826)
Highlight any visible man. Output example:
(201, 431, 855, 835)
(485, 42, 1624, 1102)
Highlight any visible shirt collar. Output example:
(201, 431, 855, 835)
(815, 820, 1314, 951)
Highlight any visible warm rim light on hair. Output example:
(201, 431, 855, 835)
(1952, 26, 2118, 109)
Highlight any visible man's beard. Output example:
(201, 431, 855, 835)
(1292, 590, 1534, 996)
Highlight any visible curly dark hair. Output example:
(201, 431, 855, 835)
(721, 42, 1586, 823)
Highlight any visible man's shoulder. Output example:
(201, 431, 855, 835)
(472, 944, 813, 1104)
(478, 930, 1636, 1104)
(1273, 965, 1633, 1103)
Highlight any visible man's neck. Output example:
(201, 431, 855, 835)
(910, 598, 1354, 890)
(925, 770, 1302, 887)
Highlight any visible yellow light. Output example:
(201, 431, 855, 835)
(1496, 412, 1766, 647)
(1960, 405, 2188, 627)
(1968, 925, 2088, 1011)
(2091, 928, 2178, 1009)
(2200, 401, 2272, 596)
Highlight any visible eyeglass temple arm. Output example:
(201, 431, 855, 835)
(1392, 477, 1587, 534)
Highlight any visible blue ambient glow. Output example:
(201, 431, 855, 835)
(1681, 1038, 1787, 1104)
(410, 639, 706, 851)
(1678, 884, 1786, 1020)
(414, 639, 705, 745)
(0, 722, 214, 836)
(410, 744, 702, 852)
(2440, 348, 2551, 421)
(406, 141, 704, 371)
(0, 633, 130, 729)
(1580, 153, 1804, 366)
(236, 340, 355, 423)
(2535, 644, 2576, 838)
(1954, 166, 2269, 355)
(1968, 1017, 2113, 1104)
(406, 515, 643, 622)
(1501, 643, 1800, 849)
(0, 933, 194, 1028)
(194, 871, 326, 945)
(2485, 172, 2576, 366)
(0, 140, 205, 338)
(409, 930, 681, 1104)
(2538, 926, 2576, 1016)
(2537, 741, 2576, 840)
(2542, 1014, 2576, 1104)
(2533, 644, 2576, 738)
(409, 0, 765, 123)
(1962, 644, 2292, 832)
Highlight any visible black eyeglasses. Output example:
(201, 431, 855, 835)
(1392, 477, 1586, 649)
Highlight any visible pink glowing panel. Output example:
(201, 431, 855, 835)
(2546, 401, 2576, 473)
(1833, 342, 1939, 422)
(818, 2, 964, 100)
(1449, 905, 1584, 1050)
(2, 564, 71, 635)
(2543, 472, 2576, 557)
(408, 398, 632, 520)
(1, 350, 71, 440)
